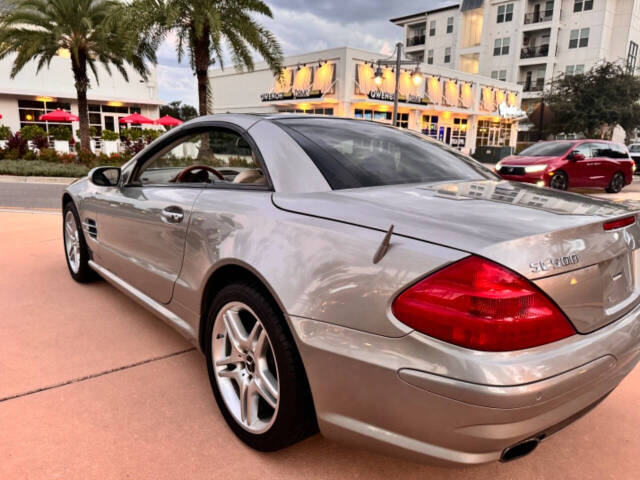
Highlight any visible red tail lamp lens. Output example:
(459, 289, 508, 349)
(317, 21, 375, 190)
(603, 216, 635, 231)
(392, 256, 575, 351)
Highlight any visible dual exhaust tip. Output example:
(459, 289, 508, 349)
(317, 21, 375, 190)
(500, 437, 541, 463)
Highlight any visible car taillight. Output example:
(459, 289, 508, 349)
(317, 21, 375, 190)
(392, 256, 575, 351)
(603, 215, 635, 231)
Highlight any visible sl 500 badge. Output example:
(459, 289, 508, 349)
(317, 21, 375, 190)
(530, 254, 579, 273)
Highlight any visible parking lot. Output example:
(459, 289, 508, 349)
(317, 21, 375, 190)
(2, 185, 640, 479)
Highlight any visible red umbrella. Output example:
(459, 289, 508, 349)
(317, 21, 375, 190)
(0, 113, 3, 119)
(119, 113, 154, 125)
(38, 109, 79, 122)
(154, 115, 183, 126)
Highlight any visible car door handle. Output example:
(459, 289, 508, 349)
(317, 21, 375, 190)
(161, 206, 184, 224)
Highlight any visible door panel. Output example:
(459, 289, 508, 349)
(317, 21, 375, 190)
(589, 143, 614, 187)
(95, 186, 201, 304)
(564, 142, 594, 187)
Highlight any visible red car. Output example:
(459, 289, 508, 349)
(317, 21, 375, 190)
(496, 140, 635, 193)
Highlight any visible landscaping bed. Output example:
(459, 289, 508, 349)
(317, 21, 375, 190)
(0, 160, 91, 178)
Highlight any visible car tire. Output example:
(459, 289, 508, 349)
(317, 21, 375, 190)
(549, 171, 568, 191)
(606, 172, 625, 193)
(63, 201, 96, 283)
(205, 280, 317, 451)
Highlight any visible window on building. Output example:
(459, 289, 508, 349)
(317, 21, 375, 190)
(446, 16, 454, 33)
(492, 70, 508, 81)
(494, 37, 510, 56)
(444, 47, 451, 63)
(574, 0, 594, 12)
(628, 41, 638, 72)
(407, 51, 424, 63)
(497, 3, 514, 23)
(407, 23, 426, 47)
(427, 49, 434, 64)
(429, 20, 436, 36)
(569, 28, 589, 49)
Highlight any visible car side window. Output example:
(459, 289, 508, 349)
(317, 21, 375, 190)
(592, 143, 613, 159)
(609, 144, 630, 159)
(572, 143, 593, 158)
(133, 127, 267, 186)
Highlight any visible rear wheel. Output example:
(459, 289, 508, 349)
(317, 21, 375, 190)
(549, 171, 568, 190)
(606, 172, 625, 193)
(205, 281, 317, 451)
(63, 202, 95, 283)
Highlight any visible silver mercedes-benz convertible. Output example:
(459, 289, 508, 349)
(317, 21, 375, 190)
(62, 115, 640, 465)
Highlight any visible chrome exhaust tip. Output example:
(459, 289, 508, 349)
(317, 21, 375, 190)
(500, 438, 540, 463)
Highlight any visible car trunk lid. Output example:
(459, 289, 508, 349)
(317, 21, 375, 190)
(273, 179, 640, 333)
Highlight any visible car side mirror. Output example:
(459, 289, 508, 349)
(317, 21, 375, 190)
(568, 151, 585, 161)
(89, 166, 121, 187)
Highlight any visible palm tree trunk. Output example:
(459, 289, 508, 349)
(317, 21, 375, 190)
(71, 56, 91, 153)
(193, 28, 211, 116)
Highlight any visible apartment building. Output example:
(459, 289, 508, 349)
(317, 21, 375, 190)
(392, 0, 640, 128)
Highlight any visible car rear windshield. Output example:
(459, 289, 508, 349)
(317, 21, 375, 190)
(518, 141, 574, 157)
(275, 118, 495, 189)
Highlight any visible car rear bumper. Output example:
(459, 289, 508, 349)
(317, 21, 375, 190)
(290, 302, 640, 465)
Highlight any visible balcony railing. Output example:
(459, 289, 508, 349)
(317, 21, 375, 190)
(518, 78, 545, 92)
(406, 35, 426, 47)
(520, 44, 549, 59)
(524, 10, 553, 24)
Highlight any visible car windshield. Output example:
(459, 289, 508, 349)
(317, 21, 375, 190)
(275, 118, 496, 189)
(629, 144, 640, 153)
(518, 141, 574, 157)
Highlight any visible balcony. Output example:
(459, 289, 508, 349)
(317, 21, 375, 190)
(520, 44, 549, 59)
(524, 10, 553, 24)
(518, 78, 545, 92)
(406, 35, 426, 47)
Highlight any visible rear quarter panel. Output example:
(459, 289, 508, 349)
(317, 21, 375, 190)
(171, 189, 467, 339)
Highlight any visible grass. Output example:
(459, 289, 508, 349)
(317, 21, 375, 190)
(0, 159, 90, 177)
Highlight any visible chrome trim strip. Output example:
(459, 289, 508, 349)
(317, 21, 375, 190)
(88, 260, 197, 344)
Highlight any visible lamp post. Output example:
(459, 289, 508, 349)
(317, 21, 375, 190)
(373, 42, 422, 127)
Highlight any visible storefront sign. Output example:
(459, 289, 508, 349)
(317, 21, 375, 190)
(260, 89, 321, 102)
(498, 102, 527, 119)
(407, 95, 430, 105)
(368, 91, 407, 102)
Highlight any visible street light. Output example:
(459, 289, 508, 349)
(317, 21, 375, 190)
(373, 42, 422, 127)
(373, 65, 384, 86)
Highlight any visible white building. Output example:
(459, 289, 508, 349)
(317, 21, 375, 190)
(0, 51, 162, 138)
(209, 46, 524, 154)
(391, 0, 640, 137)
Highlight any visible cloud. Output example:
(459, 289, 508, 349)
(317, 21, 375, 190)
(156, 0, 455, 106)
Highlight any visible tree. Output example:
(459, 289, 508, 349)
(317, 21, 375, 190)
(160, 100, 198, 121)
(544, 61, 640, 142)
(137, 0, 283, 116)
(0, 0, 158, 152)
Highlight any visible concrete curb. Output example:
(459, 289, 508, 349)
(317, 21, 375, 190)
(0, 175, 77, 185)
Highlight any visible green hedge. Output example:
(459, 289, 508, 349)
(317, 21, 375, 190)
(0, 160, 90, 177)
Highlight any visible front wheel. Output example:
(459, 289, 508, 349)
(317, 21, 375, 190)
(549, 171, 568, 190)
(606, 172, 625, 193)
(205, 281, 317, 451)
(63, 202, 96, 282)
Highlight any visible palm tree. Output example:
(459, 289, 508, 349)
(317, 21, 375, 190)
(0, 0, 158, 152)
(137, 0, 283, 116)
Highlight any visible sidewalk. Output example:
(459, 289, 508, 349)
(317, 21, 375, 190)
(0, 174, 77, 185)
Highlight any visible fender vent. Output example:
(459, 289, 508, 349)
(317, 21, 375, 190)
(83, 218, 98, 239)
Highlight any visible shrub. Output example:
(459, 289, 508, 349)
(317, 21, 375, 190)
(38, 148, 59, 162)
(57, 153, 77, 164)
(120, 127, 143, 141)
(76, 149, 96, 165)
(0, 159, 90, 177)
(125, 139, 145, 156)
(32, 134, 49, 150)
(23, 150, 38, 160)
(20, 125, 46, 141)
(49, 125, 72, 141)
(6, 132, 27, 157)
(5, 149, 23, 160)
(0, 125, 12, 140)
(102, 129, 119, 141)
(143, 128, 161, 142)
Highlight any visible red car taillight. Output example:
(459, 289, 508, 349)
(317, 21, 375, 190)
(603, 215, 635, 231)
(392, 256, 575, 351)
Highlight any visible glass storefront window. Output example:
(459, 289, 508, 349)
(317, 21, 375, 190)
(476, 119, 512, 147)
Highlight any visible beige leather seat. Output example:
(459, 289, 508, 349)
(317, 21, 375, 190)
(233, 169, 265, 184)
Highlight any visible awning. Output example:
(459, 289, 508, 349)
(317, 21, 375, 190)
(461, 0, 484, 11)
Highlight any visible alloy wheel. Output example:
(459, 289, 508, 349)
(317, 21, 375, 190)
(211, 302, 280, 434)
(610, 173, 625, 193)
(550, 172, 567, 190)
(64, 210, 81, 274)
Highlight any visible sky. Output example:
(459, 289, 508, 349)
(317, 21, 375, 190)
(156, 0, 455, 107)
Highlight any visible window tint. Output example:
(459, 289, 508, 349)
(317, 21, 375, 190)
(572, 143, 593, 158)
(594, 143, 629, 159)
(518, 141, 574, 156)
(134, 128, 266, 186)
(276, 118, 496, 189)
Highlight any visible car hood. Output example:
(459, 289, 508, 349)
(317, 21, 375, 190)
(500, 155, 557, 165)
(273, 179, 639, 282)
